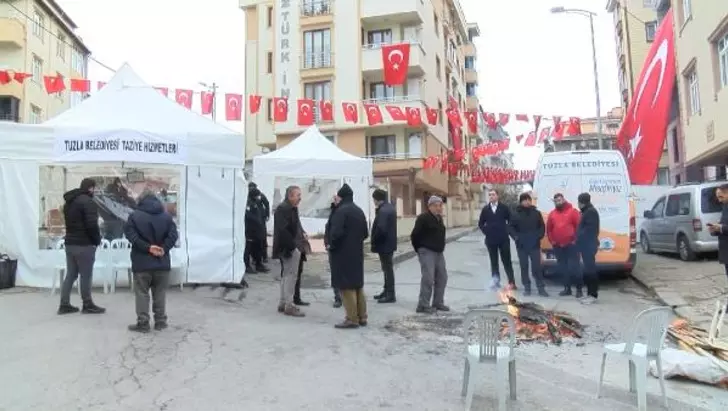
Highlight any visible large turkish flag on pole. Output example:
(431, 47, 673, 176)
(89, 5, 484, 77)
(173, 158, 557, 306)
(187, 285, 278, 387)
(616, 9, 676, 184)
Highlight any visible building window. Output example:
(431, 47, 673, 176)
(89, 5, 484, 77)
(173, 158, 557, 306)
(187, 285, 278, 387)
(267, 6, 273, 27)
(31, 55, 43, 84)
(466, 83, 476, 97)
(671, 127, 680, 163)
(681, 0, 692, 23)
(369, 82, 395, 101)
(718, 33, 728, 89)
(686, 69, 700, 116)
(266, 98, 273, 121)
(302, 0, 331, 16)
(464, 56, 475, 70)
(645, 21, 657, 42)
(57, 32, 66, 60)
(71, 49, 85, 75)
(267, 52, 273, 73)
(303, 29, 332, 68)
(656, 168, 671, 185)
(369, 135, 396, 157)
(643, 0, 656, 6)
(304, 81, 331, 121)
(29, 105, 42, 124)
(435, 56, 442, 80)
(33, 10, 44, 41)
(367, 29, 392, 46)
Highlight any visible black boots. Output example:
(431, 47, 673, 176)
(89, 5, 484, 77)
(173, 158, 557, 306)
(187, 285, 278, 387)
(57, 304, 79, 315)
(82, 302, 106, 314)
(374, 290, 396, 303)
(128, 322, 151, 333)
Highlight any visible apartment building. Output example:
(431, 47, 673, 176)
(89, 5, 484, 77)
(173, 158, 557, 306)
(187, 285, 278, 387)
(0, 0, 90, 123)
(240, 0, 483, 216)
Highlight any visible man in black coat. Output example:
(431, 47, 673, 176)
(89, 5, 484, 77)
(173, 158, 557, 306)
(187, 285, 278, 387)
(478, 189, 516, 290)
(576, 192, 600, 304)
(249, 182, 271, 262)
(244, 186, 269, 273)
(324, 196, 343, 308)
(328, 184, 369, 329)
(510, 193, 548, 297)
(272, 186, 306, 317)
(124, 191, 179, 333)
(708, 184, 728, 310)
(57, 178, 106, 315)
(411, 195, 449, 314)
(371, 189, 398, 303)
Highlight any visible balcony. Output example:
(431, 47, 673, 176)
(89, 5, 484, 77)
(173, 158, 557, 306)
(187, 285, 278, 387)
(0, 79, 23, 100)
(0, 17, 25, 48)
(366, 152, 448, 193)
(300, 0, 333, 25)
(300, 52, 335, 78)
(361, 42, 425, 80)
(361, 0, 425, 25)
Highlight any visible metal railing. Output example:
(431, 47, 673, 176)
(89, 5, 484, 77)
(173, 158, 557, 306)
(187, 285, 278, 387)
(301, 0, 333, 17)
(364, 152, 423, 161)
(301, 52, 334, 69)
(362, 40, 425, 55)
(0, 113, 19, 122)
(362, 95, 422, 105)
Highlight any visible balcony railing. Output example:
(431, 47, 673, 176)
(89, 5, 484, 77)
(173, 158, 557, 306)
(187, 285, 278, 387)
(301, 52, 334, 69)
(362, 39, 424, 52)
(301, 0, 333, 17)
(362, 95, 421, 104)
(364, 152, 423, 161)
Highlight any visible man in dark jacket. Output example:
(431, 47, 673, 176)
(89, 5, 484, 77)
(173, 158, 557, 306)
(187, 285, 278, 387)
(708, 184, 728, 310)
(546, 193, 582, 298)
(123, 191, 179, 332)
(249, 182, 271, 262)
(244, 186, 269, 274)
(57, 178, 106, 315)
(411, 196, 449, 314)
(328, 184, 369, 329)
(577, 192, 600, 304)
(478, 189, 516, 290)
(510, 193, 548, 297)
(272, 186, 306, 317)
(371, 189, 398, 303)
(324, 196, 343, 308)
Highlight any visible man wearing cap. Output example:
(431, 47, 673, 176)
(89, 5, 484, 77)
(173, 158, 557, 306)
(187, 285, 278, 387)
(328, 184, 369, 328)
(371, 189, 398, 303)
(546, 193, 582, 298)
(478, 189, 516, 290)
(510, 192, 549, 297)
(411, 195, 449, 313)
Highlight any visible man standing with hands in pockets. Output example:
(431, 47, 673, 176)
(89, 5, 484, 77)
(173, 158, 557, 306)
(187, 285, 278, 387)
(479, 189, 516, 290)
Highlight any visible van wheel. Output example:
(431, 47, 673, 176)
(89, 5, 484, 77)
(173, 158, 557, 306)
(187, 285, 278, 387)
(640, 232, 652, 254)
(677, 235, 696, 261)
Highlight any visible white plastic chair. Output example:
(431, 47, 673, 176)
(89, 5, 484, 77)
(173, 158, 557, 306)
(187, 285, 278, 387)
(110, 238, 132, 293)
(170, 249, 184, 291)
(596, 306, 671, 411)
(49, 239, 75, 296)
(97, 239, 112, 294)
(461, 309, 517, 411)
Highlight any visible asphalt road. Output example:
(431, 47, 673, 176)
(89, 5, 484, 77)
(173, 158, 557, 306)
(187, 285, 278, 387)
(0, 233, 725, 410)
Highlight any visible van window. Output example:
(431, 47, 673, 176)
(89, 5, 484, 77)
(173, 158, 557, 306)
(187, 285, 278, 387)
(701, 187, 723, 213)
(665, 193, 691, 216)
(651, 197, 666, 218)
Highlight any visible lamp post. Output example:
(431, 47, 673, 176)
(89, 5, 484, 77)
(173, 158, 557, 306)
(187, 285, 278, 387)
(198, 81, 218, 121)
(550, 6, 603, 149)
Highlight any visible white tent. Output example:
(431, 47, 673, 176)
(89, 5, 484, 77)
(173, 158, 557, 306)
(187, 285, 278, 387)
(252, 125, 373, 234)
(0, 63, 246, 287)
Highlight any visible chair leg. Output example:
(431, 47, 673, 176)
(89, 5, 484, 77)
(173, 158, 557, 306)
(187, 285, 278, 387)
(497, 361, 507, 411)
(50, 270, 58, 296)
(596, 353, 607, 398)
(463, 364, 477, 411)
(635, 360, 647, 411)
(461, 358, 470, 397)
(628, 360, 637, 393)
(508, 360, 517, 400)
(655, 354, 668, 408)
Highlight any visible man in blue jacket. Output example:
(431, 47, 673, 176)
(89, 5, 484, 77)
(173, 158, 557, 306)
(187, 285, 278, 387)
(371, 189, 398, 303)
(577, 192, 600, 305)
(478, 189, 516, 290)
(510, 193, 548, 297)
(124, 191, 179, 333)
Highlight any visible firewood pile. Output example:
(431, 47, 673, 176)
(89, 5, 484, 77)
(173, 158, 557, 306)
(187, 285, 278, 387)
(668, 300, 728, 375)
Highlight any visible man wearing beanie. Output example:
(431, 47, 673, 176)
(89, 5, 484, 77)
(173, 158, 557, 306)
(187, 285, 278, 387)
(57, 178, 105, 315)
(577, 192, 600, 304)
(510, 192, 548, 297)
(410, 195, 449, 314)
(371, 189, 397, 303)
(327, 184, 369, 328)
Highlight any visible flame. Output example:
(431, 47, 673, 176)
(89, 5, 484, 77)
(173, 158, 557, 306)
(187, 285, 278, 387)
(498, 288, 519, 318)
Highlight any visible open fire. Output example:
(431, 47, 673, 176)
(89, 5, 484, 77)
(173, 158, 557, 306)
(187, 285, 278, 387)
(496, 289, 584, 345)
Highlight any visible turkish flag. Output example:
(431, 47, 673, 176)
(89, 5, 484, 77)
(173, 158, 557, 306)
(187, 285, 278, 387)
(425, 107, 438, 125)
(273, 97, 288, 122)
(567, 117, 582, 136)
(155, 87, 169, 97)
(552, 115, 562, 125)
(70, 79, 90, 92)
(342, 102, 358, 123)
(465, 111, 478, 134)
(363, 103, 383, 125)
(446, 108, 462, 127)
(406, 107, 422, 126)
(175, 89, 193, 109)
(13, 72, 31, 83)
(249, 95, 262, 114)
(515, 134, 524, 144)
(385, 106, 406, 121)
(538, 127, 551, 144)
(43, 74, 65, 94)
(0, 70, 11, 85)
(319, 100, 334, 122)
(498, 113, 510, 126)
(297, 99, 314, 126)
(381, 43, 411, 86)
(524, 131, 537, 147)
(553, 121, 568, 140)
(200, 91, 214, 115)
(484, 112, 497, 130)
(224, 93, 243, 121)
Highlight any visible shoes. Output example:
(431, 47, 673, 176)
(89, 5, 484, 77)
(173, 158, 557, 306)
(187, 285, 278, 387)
(334, 320, 360, 329)
(416, 306, 435, 314)
(245, 266, 257, 274)
(523, 288, 532, 297)
(558, 288, 572, 297)
(373, 291, 385, 300)
(359, 320, 368, 327)
(57, 304, 79, 315)
(128, 322, 151, 333)
(294, 299, 310, 306)
(81, 303, 106, 314)
(377, 295, 396, 304)
(537, 288, 550, 297)
(489, 277, 501, 291)
(433, 304, 450, 312)
(580, 296, 597, 305)
(255, 265, 270, 273)
(284, 306, 305, 317)
(277, 303, 285, 313)
(154, 322, 168, 331)
(333, 299, 342, 308)
(575, 288, 584, 299)
(508, 283, 518, 291)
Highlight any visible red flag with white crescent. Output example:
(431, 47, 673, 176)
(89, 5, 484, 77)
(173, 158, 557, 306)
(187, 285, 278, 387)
(319, 100, 334, 122)
(297, 99, 314, 126)
(381, 43, 411, 86)
(201, 91, 214, 115)
(273, 97, 288, 122)
(175, 89, 193, 109)
(342, 102, 359, 123)
(224, 93, 242, 121)
(363, 103, 384, 125)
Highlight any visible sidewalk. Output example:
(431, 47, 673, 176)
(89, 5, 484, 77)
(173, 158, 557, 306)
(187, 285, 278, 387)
(631, 252, 728, 327)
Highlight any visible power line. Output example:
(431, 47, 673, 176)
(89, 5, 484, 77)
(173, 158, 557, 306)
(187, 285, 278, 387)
(3, 0, 115, 73)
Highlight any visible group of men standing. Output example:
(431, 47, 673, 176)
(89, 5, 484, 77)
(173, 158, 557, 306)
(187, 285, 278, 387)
(478, 189, 601, 304)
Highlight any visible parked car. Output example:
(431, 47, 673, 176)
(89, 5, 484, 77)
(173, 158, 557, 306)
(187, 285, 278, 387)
(639, 182, 724, 261)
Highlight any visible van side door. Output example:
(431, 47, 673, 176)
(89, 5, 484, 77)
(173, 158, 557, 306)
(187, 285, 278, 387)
(663, 193, 693, 250)
(646, 196, 666, 248)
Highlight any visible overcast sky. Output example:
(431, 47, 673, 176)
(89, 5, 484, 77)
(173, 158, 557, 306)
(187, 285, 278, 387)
(57, 0, 620, 169)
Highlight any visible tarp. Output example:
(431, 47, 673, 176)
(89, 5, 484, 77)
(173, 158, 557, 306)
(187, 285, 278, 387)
(0, 64, 246, 287)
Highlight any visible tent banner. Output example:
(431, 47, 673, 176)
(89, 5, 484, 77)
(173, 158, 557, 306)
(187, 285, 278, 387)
(53, 130, 186, 164)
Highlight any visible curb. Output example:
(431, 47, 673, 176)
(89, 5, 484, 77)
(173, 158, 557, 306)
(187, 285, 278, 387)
(392, 227, 478, 265)
(630, 268, 699, 321)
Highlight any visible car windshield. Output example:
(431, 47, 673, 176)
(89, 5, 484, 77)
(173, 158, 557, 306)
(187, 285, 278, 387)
(700, 187, 723, 214)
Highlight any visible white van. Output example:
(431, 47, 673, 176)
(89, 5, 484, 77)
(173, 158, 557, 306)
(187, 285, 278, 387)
(532, 150, 636, 277)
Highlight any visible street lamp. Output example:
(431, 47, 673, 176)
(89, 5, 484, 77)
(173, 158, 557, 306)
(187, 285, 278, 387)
(550, 6, 603, 149)
(199, 81, 218, 121)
